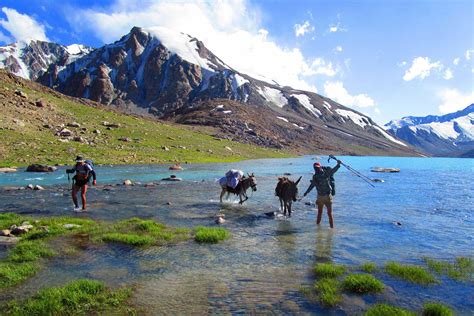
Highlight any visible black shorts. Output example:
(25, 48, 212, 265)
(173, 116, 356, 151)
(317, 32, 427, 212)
(73, 177, 89, 187)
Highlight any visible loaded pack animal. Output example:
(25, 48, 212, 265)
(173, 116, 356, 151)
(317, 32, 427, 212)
(275, 176, 302, 216)
(220, 173, 257, 204)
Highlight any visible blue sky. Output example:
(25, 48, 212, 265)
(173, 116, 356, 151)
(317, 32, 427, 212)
(0, 0, 472, 124)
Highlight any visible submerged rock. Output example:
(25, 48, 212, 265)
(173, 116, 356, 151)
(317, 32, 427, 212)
(26, 164, 57, 172)
(161, 175, 182, 181)
(123, 179, 133, 186)
(34, 185, 45, 190)
(169, 164, 183, 171)
(371, 167, 400, 173)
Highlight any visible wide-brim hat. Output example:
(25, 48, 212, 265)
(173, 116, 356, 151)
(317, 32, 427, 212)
(75, 156, 84, 162)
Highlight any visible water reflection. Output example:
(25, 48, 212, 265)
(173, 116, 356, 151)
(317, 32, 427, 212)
(315, 227, 334, 262)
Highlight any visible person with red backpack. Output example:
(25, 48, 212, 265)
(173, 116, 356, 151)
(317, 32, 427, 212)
(303, 160, 341, 228)
(66, 156, 96, 211)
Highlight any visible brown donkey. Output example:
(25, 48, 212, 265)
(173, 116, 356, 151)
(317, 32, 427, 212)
(275, 176, 302, 216)
(220, 173, 257, 204)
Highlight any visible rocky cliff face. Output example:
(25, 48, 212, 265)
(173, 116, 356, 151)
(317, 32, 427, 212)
(1, 27, 416, 156)
(0, 41, 92, 81)
(385, 104, 474, 157)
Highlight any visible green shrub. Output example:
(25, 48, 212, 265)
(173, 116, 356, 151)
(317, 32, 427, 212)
(342, 274, 384, 294)
(385, 262, 437, 285)
(314, 278, 341, 306)
(4, 279, 132, 315)
(422, 302, 453, 316)
(314, 263, 346, 278)
(194, 226, 230, 243)
(102, 233, 155, 246)
(365, 303, 415, 316)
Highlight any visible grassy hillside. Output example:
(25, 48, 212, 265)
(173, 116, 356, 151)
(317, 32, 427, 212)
(0, 71, 290, 167)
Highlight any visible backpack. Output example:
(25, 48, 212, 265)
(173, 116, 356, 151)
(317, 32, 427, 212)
(85, 160, 94, 170)
(322, 166, 336, 196)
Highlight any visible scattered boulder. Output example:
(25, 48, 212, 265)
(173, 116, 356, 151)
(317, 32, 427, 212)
(14, 90, 27, 99)
(93, 129, 101, 134)
(35, 99, 46, 107)
(59, 128, 73, 137)
(73, 136, 85, 143)
(63, 224, 81, 229)
(26, 164, 57, 172)
(161, 175, 182, 181)
(67, 122, 81, 128)
(102, 122, 120, 128)
(0, 236, 20, 245)
(215, 215, 225, 224)
(0, 229, 12, 237)
(11, 226, 29, 235)
(123, 179, 133, 186)
(166, 201, 172, 205)
(224, 146, 233, 152)
(0, 167, 17, 173)
(162, 146, 170, 151)
(118, 137, 132, 142)
(12, 118, 25, 127)
(169, 164, 183, 171)
(33, 185, 45, 190)
(26, 184, 34, 190)
(58, 139, 69, 143)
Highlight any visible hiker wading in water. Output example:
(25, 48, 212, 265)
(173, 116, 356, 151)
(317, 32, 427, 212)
(303, 159, 341, 228)
(66, 156, 96, 211)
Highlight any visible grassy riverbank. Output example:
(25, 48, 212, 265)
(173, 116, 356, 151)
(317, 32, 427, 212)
(0, 70, 290, 167)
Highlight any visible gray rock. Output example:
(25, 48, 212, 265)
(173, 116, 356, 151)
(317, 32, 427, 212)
(14, 90, 27, 99)
(123, 179, 133, 186)
(59, 128, 73, 137)
(73, 136, 85, 143)
(0, 236, 21, 245)
(11, 226, 29, 235)
(67, 122, 81, 127)
(26, 184, 34, 189)
(26, 164, 57, 172)
(33, 185, 45, 190)
(63, 224, 81, 229)
(35, 99, 46, 107)
(0, 229, 12, 237)
(0, 167, 17, 173)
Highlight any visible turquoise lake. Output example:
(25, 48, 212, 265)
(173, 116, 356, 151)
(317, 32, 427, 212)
(0, 156, 473, 314)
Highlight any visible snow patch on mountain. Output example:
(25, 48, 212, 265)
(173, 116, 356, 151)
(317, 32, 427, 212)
(257, 86, 287, 107)
(373, 125, 407, 147)
(145, 27, 216, 71)
(291, 94, 321, 117)
(322, 101, 332, 112)
(0, 42, 31, 79)
(276, 116, 289, 123)
(407, 114, 474, 141)
(335, 109, 370, 128)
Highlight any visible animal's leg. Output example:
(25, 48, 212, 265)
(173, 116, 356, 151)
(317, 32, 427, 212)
(288, 201, 292, 217)
(279, 198, 283, 213)
(220, 189, 225, 203)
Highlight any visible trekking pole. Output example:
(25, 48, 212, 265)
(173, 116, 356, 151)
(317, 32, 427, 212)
(328, 155, 375, 187)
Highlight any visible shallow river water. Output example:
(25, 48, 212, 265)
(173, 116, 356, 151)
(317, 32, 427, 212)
(0, 156, 473, 314)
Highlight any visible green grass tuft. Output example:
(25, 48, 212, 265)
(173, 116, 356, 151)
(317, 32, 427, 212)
(7, 241, 55, 263)
(314, 263, 346, 278)
(3, 279, 133, 315)
(360, 262, 377, 273)
(385, 262, 438, 285)
(0, 263, 38, 288)
(314, 278, 341, 306)
(342, 273, 384, 294)
(194, 226, 230, 243)
(422, 302, 453, 316)
(424, 257, 473, 282)
(365, 303, 415, 316)
(101, 233, 155, 246)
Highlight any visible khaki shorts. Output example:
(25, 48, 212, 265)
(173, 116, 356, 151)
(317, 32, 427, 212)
(316, 195, 333, 207)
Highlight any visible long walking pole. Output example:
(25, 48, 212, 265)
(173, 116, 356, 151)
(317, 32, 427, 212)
(328, 155, 375, 187)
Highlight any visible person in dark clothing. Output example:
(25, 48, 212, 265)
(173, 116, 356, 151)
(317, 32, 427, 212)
(303, 159, 341, 228)
(66, 156, 96, 211)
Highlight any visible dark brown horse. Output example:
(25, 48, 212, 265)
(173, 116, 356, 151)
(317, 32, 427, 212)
(275, 176, 302, 216)
(220, 173, 257, 204)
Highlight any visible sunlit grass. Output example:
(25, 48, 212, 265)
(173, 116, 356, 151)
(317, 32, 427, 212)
(314, 263, 346, 278)
(194, 226, 230, 243)
(365, 303, 415, 316)
(385, 262, 438, 285)
(342, 274, 384, 294)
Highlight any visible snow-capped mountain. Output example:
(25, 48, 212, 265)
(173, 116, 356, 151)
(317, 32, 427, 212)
(0, 40, 93, 81)
(0, 27, 415, 156)
(385, 104, 474, 157)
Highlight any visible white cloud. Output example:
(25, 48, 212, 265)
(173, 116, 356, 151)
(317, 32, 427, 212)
(334, 45, 343, 53)
(304, 58, 337, 77)
(437, 88, 474, 113)
(465, 49, 474, 61)
(403, 56, 442, 81)
(374, 107, 381, 114)
(323, 81, 376, 108)
(294, 20, 314, 37)
(0, 7, 49, 42)
(453, 57, 460, 65)
(67, 0, 338, 92)
(443, 69, 453, 80)
(328, 22, 346, 33)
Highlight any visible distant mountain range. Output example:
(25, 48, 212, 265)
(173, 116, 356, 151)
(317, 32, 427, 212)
(0, 26, 416, 156)
(385, 104, 474, 157)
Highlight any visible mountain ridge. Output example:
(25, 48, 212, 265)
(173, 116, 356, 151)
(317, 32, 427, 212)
(0, 26, 417, 157)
